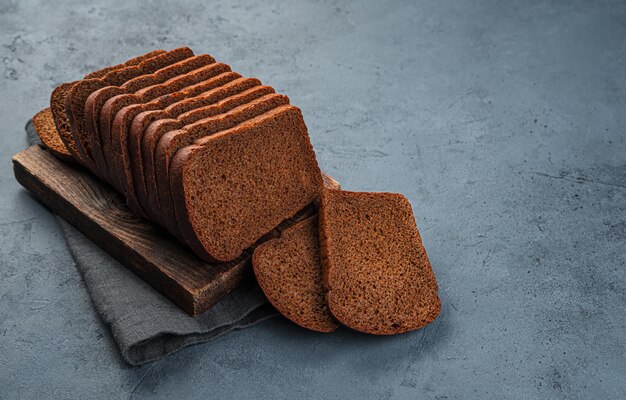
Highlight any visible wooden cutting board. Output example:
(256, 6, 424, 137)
(13, 145, 339, 316)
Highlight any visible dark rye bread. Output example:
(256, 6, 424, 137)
(105, 60, 227, 187)
(50, 83, 85, 164)
(169, 104, 323, 262)
(91, 54, 215, 187)
(49, 49, 166, 165)
(147, 86, 278, 226)
(32, 108, 75, 163)
(107, 67, 238, 213)
(318, 189, 441, 335)
(253, 215, 339, 333)
(116, 71, 242, 215)
(155, 93, 289, 236)
(133, 77, 264, 216)
(66, 48, 193, 172)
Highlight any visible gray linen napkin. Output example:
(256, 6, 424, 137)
(25, 119, 277, 366)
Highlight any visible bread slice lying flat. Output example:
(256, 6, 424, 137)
(32, 108, 74, 163)
(319, 189, 441, 335)
(253, 215, 338, 333)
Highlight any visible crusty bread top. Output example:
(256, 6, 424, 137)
(253, 215, 338, 333)
(318, 189, 441, 335)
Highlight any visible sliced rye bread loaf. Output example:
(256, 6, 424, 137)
(91, 54, 215, 187)
(106, 66, 239, 214)
(253, 215, 339, 333)
(32, 108, 75, 163)
(169, 104, 323, 262)
(146, 86, 278, 226)
(49, 49, 166, 165)
(133, 77, 264, 217)
(156, 93, 289, 237)
(65, 48, 194, 172)
(117, 71, 242, 215)
(318, 189, 441, 335)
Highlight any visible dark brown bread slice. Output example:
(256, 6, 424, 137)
(50, 83, 84, 164)
(169, 104, 323, 262)
(116, 71, 241, 215)
(88, 56, 218, 184)
(65, 48, 193, 172)
(253, 215, 339, 333)
(106, 66, 237, 214)
(147, 86, 278, 227)
(318, 189, 441, 335)
(103, 58, 223, 189)
(133, 77, 264, 217)
(90, 53, 213, 187)
(156, 93, 290, 236)
(49, 49, 166, 165)
(32, 108, 75, 163)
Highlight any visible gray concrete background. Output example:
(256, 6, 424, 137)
(1, 0, 625, 398)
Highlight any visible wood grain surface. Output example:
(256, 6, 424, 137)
(13, 145, 339, 316)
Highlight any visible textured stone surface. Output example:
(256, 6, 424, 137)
(1, 0, 625, 398)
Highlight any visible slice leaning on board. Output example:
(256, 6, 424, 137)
(37, 47, 441, 334)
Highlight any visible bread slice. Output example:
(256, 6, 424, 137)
(169, 104, 323, 261)
(318, 189, 441, 335)
(108, 67, 239, 214)
(118, 71, 243, 214)
(105, 60, 227, 188)
(49, 49, 166, 165)
(147, 86, 279, 227)
(32, 108, 74, 163)
(134, 77, 265, 217)
(65, 48, 193, 172)
(253, 215, 338, 332)
(157, 93, 290, 237)
(90, 54, 215, 188)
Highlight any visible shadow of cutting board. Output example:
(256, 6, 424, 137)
(13, 144, 339, 316)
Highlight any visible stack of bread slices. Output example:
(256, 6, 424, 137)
(35, 47, 441, 335)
